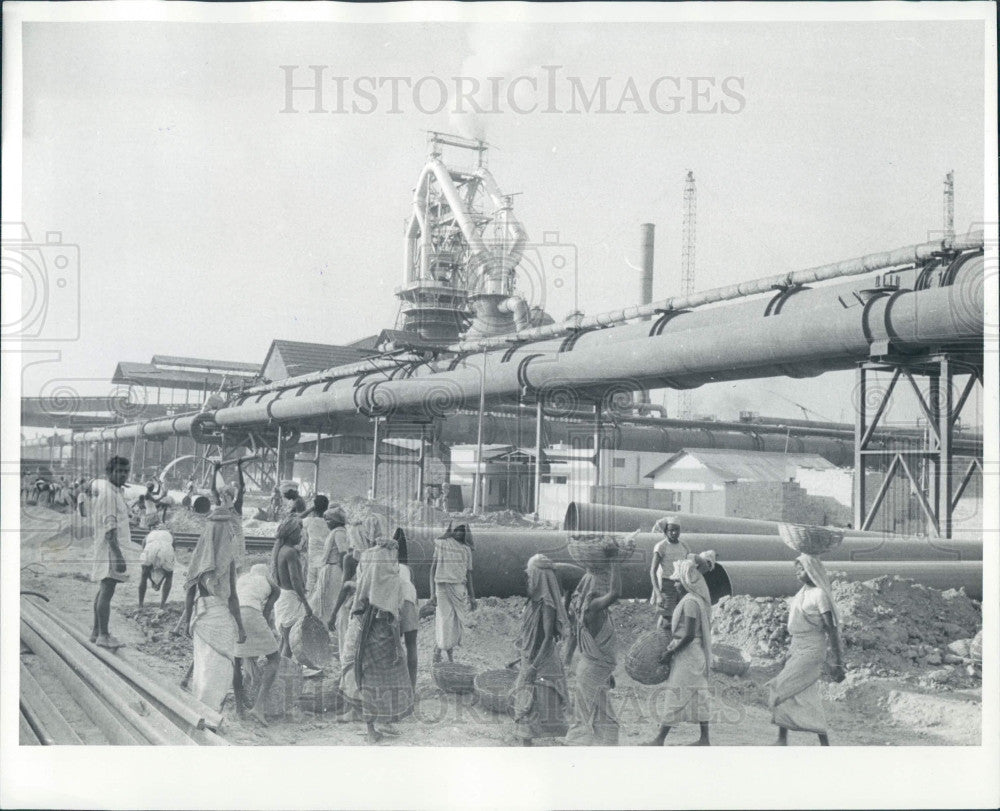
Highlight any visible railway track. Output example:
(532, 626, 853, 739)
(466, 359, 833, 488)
(130, 525, 276, 553)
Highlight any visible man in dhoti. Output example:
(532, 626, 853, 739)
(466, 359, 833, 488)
(271, 516, 313, 657)
(90, 457, 133, 648)
(429, 524, 476, 663)
(178, 509, 246, 711)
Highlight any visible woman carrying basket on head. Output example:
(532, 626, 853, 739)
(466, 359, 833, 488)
(564, 563, 622, 746)
(512, 554, 571, 746)
(767, 554, 845, 746)
(645, 558, 713, 746)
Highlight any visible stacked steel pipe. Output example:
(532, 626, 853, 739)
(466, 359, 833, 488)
(19, 596, 226, 746)
(391, 506, 982, 601)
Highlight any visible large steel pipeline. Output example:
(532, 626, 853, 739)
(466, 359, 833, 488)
(723, 560, 982, 600)
(448, 232, 984, 351)
(77, 249, 983, 444)
(566, 502, 899, 537)
(392, 526, 982, 600)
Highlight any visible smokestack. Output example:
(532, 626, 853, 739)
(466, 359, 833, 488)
(637, 223, 655, 405)
(640, 223, 655, 314)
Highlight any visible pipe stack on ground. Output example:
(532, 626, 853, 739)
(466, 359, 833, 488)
(19, 596, 226, 746)
(392, 524, 983, 601)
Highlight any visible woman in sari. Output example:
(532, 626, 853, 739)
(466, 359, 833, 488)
(513, 554, 570, 746)
(337, 519, 414, 743)
(308, 507, 348, 624)
(429, 523, 476, 663)
(767, 554, 845, 746)
(645, 558, 712, 746)
(565, 564, 621, 746)
(178, 509, 247, 711)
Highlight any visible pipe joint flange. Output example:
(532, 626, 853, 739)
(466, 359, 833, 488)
(190, 412, 220, 445)
(515, 353, 545, 393)
(764, 283, 810, 316)
(650, 309, 691, 337)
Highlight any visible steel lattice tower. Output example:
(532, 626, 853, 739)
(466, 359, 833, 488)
(678, 171, 697, 418)
(943, 171, 955, 238)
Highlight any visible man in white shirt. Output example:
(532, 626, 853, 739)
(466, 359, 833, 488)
(90, 456, 132, 648)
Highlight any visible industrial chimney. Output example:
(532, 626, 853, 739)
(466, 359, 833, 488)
(640, 222, 655, 314)
(636, 223, 655, 405)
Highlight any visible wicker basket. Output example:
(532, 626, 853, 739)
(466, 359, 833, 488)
(433, 662, 477, 694)
(567, 534, 636, 570)
(711, 643, 751, 677)
(474, 668, 518, 715)
(290, 614, 333, 670)
(624, 631, 673, 685)
(777, 523, 845, 556)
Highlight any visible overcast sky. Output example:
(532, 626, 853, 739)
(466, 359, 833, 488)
(18, 19, 986, 427)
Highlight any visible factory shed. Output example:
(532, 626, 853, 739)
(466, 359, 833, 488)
(644, 448, 851, 525)
(260, 340, 378, 382)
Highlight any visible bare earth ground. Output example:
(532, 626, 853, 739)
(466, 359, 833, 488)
(19, 506, 981, 747)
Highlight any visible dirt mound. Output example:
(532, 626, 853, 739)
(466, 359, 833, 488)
(165, 510, 208, 535)
(452, 508, 555, 529)
(712, 574, 981, 679)
(120, 604, 190, 666)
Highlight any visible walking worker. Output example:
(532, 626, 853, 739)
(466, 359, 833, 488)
(177, 506, 246, 711)
(301, 494, 331, 594)
(513, 554, 570, 746)
(309, 506, 349, 625)
(564, 565, 621, 746)
(649, 516, 691, 625)
(233, 563, 281, 726)
(645, 558, 713, 746)
(270, 515, 313, 656)
(429, 523, 476, 663)
(138, 515, 176, 609)
(767, 554, 846, 746)
(90, 457, 132, 649)
(343, 532, 414, 743)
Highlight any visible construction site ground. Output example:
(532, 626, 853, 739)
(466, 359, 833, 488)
(19, 505, 982, 747)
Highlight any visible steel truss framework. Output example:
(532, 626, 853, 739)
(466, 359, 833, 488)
(854, 354, 983, 538)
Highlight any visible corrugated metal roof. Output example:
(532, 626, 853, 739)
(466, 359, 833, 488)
(348, 334, 383, 351)
(645, 448, 837, 483)
(262, 340, 378, 380)
(111, 362, 234, 390)
(151, 354, 260, 374)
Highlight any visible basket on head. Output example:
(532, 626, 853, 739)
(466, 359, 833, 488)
(290, 614, 333, 670)
(433, 662, 477, 695)
(711, 643, 751, 677)
(624, 630, 673, 685)
(473, 668, 518, 715)
(567, 534, 636, 570)
(777, 523, 844, 556)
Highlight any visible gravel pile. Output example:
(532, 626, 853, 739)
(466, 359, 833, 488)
(711, 573, 981, 680)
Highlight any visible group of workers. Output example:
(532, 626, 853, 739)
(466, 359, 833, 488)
(79, 457, 846, 746)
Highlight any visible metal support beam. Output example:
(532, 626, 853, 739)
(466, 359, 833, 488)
(854, 355, 981, 538)
(534, 397, 544, 517)
(370, 417, 381, 500)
